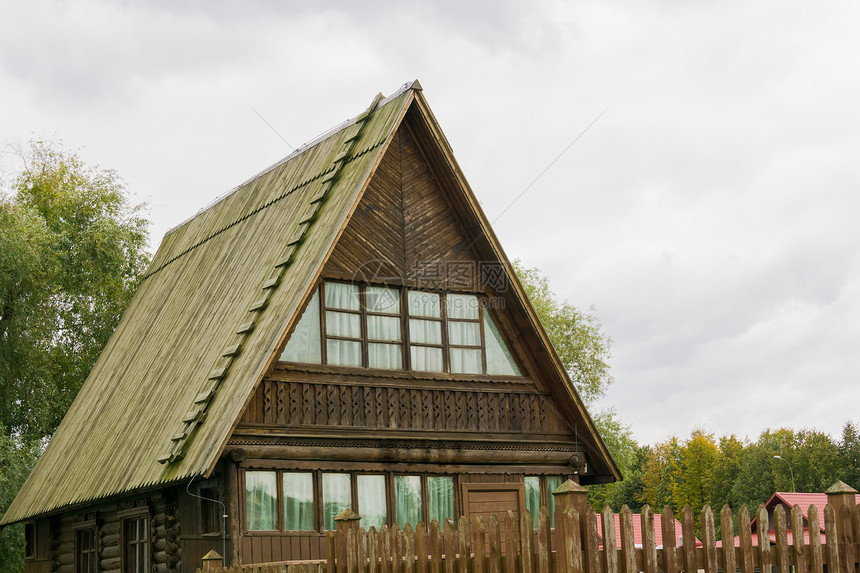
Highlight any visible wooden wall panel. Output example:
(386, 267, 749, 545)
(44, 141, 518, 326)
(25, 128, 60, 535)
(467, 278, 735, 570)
(322, 126, 482, 289)
(240, 379, 571, 437)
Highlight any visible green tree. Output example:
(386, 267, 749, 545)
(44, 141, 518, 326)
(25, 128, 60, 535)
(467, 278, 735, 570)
(0, 140, 150, 439)
(672, 429, 718, 514)
(513, 261, 613, 407)
(1, 141, 150, 571)
(838, 421, 860, 488)
(0, 431, 41, 573)
(640, 436, 682, 511)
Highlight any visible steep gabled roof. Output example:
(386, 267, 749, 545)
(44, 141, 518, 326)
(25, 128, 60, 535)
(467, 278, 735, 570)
(3, 81, 618, 525)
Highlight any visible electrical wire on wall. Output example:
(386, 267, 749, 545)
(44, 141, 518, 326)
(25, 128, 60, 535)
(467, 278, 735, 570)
(186, 475, 228, 566)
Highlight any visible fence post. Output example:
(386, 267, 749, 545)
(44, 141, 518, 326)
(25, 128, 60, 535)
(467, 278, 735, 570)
(551, 480, 588, 534)
(201, 549, 223, 572)
(827, 479, 859, 572)
(552, 478, 588, 572)
(335, 508, 363, 573)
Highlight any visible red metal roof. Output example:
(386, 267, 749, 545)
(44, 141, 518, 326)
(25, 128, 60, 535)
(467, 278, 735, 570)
(595, 514, 702, 549)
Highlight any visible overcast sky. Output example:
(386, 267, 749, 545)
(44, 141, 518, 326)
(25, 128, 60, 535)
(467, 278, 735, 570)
(2, 0, 859, 446)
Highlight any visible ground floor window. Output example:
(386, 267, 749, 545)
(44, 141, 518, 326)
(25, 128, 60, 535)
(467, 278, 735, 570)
(75, 527, 97, 573)
(122, 514, 149, 573)
(244, 469, 456, 531)
(524, 475, 566, 527)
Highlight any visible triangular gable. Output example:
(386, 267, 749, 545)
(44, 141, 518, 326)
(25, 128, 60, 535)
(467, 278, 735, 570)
(3, 81, 618, 526)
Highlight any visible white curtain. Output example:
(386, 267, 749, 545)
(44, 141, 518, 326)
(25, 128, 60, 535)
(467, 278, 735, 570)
(326, 339, 362, 367)
(369, 343, 402, 369)
(409, 319, 441, 344)
(445, 293, 478, 319)
(357, 475, 387, 528)
(484, 312, 521, 376)
(280, 290, 322, 363)
(367, 315, 401, 341)
(246, 471, 278, 530)
(447, 321, 480, 346)
(524, 476, 541, 528)
(325, 282, 360, 310)
(411, 346, 443, 372)
(449, 348, 481, 374)
(408, 291, 440, 317)
(325, 311, 361, 338)
(366, 286, 400, 313)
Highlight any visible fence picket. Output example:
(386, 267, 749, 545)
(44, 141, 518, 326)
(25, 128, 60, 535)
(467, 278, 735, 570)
(561, 505, 583, 573)
(790, 505, 807, 573)
(416, 522, 428, 573)
(488, 514, 502, 573)
(808, 506, 823, 573)
(660, 506, 678, 573)
(404, 523, 416, 573)
(473, 516, 486, 573)
(737, 505, 754, 573)
(536, 508, 550, 573)
(457, 517, 470, 573)
(619, 506, 636, 573)
(720, 505, 735, 573)
(583, 506, 601, 573)
(840, 506, 856, 573)
(380, 526, 392, 573)
(602, 506, 618, 573)
(443, 519, 456, 573)
(430, 521, 442, 573)
(503, 511, 517, 573)
(680, 506, 697, 573)
(700, 506, 718, 573)
(368, 527, 379, 573)
(359, 528, 368, 573)
(520, 509, 535, 573)
(641, 506, 657, 573)
(824, 505, 840, 573)
(393, 524, 404, 573)
(773, 505, 790, 573)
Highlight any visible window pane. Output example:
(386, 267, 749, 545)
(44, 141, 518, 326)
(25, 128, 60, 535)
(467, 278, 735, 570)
(369, 343, 402, 369)
(394, 476, 423, 527)
(447, 321, 480, 346)
(366, 286, 400, 313)
(358, 475, 387, 529)
(322, 473, 352, 530)
(246, 471, 277, 530)
(326, 339, 362, 367)
(427, 476, 454, 525)
(367, 315, 401, 341)
(410, 346, 443, 372)
(325, 311, 361, 338)
(281, 289, 322, 363)
(484, 312, 521, 375)
(446, 293, 479, 319)
(547, 475, 564, 525)
(524, 476, 540, 528)
(449, 348, 482, 374)
(409, 318, 441, 344)
(325, 282, 360, 310)
(408, 291, 440, 317)
(283, 473, 314, 531)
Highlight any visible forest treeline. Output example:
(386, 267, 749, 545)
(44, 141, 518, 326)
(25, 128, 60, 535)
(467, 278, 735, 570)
(588, 422, 860, 531)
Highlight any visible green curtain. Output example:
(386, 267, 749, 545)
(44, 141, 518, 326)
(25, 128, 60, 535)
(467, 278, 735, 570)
(547, 475, 564, 525)
(283, 472, 314, 531)
(394, 475, 423, 527)
(322, 473, 351, 530)
(245, 471, 277, 530)
(427, 476, 454, 524)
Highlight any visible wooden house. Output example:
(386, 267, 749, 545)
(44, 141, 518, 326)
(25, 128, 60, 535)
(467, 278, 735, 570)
(1, 80, 619, 572)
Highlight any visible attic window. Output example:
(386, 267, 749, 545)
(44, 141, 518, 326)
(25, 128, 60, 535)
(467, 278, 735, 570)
(280, 281, 521, 376)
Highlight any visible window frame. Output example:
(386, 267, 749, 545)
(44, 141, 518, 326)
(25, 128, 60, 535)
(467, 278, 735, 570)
(73, 520, 98, 573)
(282, 280, 523, 377)
(119, 508, 150, 573)
(241, 468, 459, 533)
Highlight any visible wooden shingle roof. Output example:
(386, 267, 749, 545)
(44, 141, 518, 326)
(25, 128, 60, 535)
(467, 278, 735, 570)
(2, 81, 618, 525)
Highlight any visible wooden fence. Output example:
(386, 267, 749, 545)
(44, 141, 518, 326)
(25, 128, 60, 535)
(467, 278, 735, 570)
(199, 482, 860, 573)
